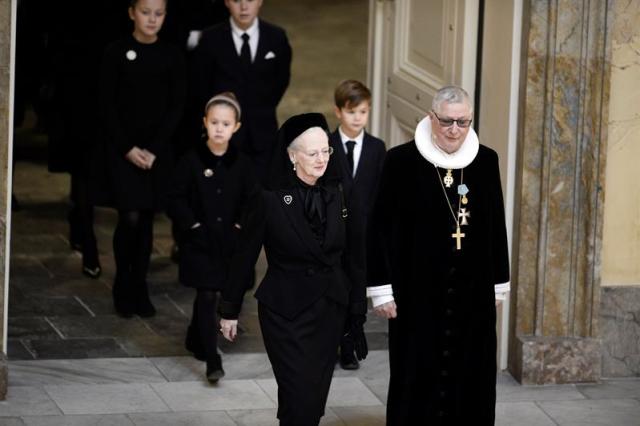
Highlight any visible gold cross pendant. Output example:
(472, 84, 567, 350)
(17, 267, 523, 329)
(452, 226, 465, 250)
(444, 169, 454, 188)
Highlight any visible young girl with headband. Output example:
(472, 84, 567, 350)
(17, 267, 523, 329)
(167, 92, 258, 382)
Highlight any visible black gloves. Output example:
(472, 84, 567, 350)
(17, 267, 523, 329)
(344, 314, 368, 361)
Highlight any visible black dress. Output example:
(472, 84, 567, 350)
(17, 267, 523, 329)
(221, 179, 365, 425)
(97, 34, 187, 210)
(367, 142, 510, 425)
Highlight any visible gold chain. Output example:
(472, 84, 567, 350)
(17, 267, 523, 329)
(435, 166, 463, 227)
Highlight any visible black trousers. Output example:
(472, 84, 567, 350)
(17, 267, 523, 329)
(259, 297, 346, 426)
(187, 289, 219, 362)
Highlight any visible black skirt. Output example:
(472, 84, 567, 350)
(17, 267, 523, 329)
(258, 296, 347, 426)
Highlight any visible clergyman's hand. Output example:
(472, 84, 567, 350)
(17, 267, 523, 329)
(373, 300, 397, 319)
(220, 319, 238, 342)
(125, 147, 150, 170)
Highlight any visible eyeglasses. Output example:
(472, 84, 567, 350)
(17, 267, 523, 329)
(299, 146, 334, 159)
(431, 110, 473, 128)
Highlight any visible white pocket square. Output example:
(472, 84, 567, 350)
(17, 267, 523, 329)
(265, 51, 276, 59)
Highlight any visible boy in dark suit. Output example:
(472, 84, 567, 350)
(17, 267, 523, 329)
(330, 80, 386, 370)
(191, 0, 292, 183)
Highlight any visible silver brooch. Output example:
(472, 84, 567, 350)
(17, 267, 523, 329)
(126, 50, 137, 61)
(283, 195, 293, 205)
(204, 169, 214, 177)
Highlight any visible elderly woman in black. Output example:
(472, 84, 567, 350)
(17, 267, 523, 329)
(219, 113, 368, 426)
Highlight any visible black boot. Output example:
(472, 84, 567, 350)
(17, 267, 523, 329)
(206, 354, 225, 384)
(134, 281, 156, 318)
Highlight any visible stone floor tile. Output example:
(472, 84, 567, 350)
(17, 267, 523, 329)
(9, 258, 51, 279)
(25, 338, 129, 360)
(118, 335, 189, 358)
(9, 358, 167, 386)
(11, 235, 70, 257)
(359, 377, 388, 404)
(326, 378, 383, 407)
(361, 333, 388, 351)
(128, 411, 236, 426)
(224, 409, 279, 426)
(331, 406, 386, 426)
(497, 383, 586, 402)
(218, 336, 266, 354)
(256, 377, 382, 408)
(495, 402, 556, 426)
(11, 275, 112, 300)
(9, 295, 92, 318)
(0, 418, 25, 426)
(150, 354, 273, 383)
(332, 351, 389, 380)
(225, 408, 344, 426)
(148, 357, 204, 382)
(6, 340, 35, 361)
(22, 414, 135, 426)
(150, 380, 275, 412)
(0, 386, 61, 417)
(46, 315, 153, 340)
(43, 383, 170, 415)
(539, 398, 640, 426)
(7, 318, 60, 341)
(577, 378, 640, 400)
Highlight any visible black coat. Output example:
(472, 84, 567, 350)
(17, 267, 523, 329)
(167, 144, 257, 289)
(220, 184, 366, 321)
(190, 20, 291, 167)
(95, 35, 187, 210)
(367, 142, 510, 425)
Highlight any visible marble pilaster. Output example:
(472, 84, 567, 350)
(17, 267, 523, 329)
(0, 0, 13, 400)
(509, 0, 613, 384)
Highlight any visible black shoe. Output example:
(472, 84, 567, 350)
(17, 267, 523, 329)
(339, 350, 360, 370)
(206, 355, 225, 384)
(82, 254, 102, 279)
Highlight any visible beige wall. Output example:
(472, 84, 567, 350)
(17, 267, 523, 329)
(601, 1, 640, 287)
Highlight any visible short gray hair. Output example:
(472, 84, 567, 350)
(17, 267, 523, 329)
(287, 127, 328, 152)
(432, 86, 473, 114)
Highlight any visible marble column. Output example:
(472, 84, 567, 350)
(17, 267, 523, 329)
(0, 0, 13, 400)
(508, 0, 613, 385)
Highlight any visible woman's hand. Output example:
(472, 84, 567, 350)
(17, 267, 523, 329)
(220, 318, 238, 342)
(373, 300, 397, 319)
(125, 147, 151, 169)
(141, 149, 156, 169)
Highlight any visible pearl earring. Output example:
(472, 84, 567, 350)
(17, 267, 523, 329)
(292, 161, 297, 171)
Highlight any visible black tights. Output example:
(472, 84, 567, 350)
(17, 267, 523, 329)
(191, 289, 219, 362)
(113, 209, 154, 285)
(69, 173, 98, 263)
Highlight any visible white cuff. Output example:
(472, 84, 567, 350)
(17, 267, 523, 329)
(191, 222, 201, 229)
(494, 282, 510, 300)
(367, 284, 394, 308)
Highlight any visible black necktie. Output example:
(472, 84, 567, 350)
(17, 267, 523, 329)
(346, 140, 356, 175)
(240, 33, 251, 67)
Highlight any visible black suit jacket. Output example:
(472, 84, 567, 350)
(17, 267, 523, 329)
(329, 130, 386, 219)
(220, 185, 366, 320)
(192, 20, 292, 155)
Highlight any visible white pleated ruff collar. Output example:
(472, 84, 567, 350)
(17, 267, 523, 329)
(414, 117, 479, 169)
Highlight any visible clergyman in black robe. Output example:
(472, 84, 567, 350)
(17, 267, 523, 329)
(367, 85, 510, 425)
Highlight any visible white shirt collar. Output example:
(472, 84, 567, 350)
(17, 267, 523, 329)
(414, 116, 479, 169)
(230, 17, 259, 40)
(338, 127, 364, 145)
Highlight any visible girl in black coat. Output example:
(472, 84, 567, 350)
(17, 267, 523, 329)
(98, 0, 186, 318)
(219, 113, 368, 426)
(167, 92, 257, 382)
